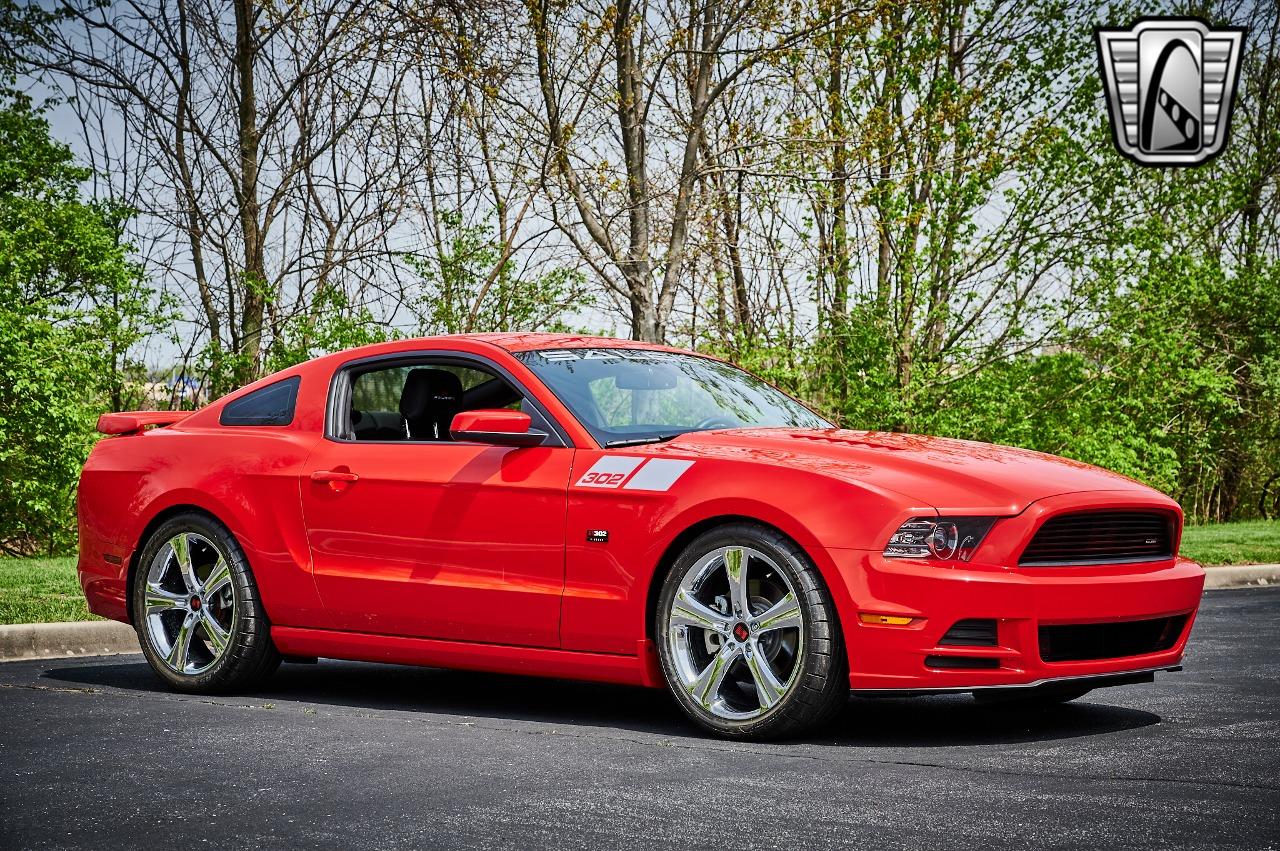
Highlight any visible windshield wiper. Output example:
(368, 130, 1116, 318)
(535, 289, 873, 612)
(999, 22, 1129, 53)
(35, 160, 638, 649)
(604, 433, 681, 448)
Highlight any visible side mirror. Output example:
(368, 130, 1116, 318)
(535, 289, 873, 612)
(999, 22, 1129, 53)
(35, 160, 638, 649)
(449, 409, 546, 447)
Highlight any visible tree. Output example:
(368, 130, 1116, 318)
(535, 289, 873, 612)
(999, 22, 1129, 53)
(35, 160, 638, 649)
(28, 0, 441, 393)
(528, 0, 845, 341)
(798, 1, 1114, 418)
(0, 94, 160, 554)
(404, 211, 590, 336)
(1077, 2, 1280, 521)
(9, 0, 1280, 544)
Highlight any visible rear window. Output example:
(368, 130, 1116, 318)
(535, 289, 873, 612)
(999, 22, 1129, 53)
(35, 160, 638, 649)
(219, 376, 301, 427)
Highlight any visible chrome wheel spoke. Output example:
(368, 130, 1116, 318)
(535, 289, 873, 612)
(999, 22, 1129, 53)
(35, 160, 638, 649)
(202, 558, 232, 598)
(671, 589, 726, 633)
(745, 642, 787, 710)
(723, 547, 750, 618)
(146, 530, 236, 677)
(201, 612, 230, 655)
(688, 645, 739, 709)
(667, 543, 804, 722)
(144, 584, 188, 616)
(755, 592, 802, 634)
(166, 611, 198, 672)
(169, 534, 199, 594)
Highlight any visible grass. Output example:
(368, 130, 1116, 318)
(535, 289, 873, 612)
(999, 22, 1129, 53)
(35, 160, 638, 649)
(1180, 520, 1280, 566)
(0, 521, 1275, 625)
(0, 556, 99, 625)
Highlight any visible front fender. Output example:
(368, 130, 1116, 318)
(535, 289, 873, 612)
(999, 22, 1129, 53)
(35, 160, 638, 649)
(559, 448, 927, 655)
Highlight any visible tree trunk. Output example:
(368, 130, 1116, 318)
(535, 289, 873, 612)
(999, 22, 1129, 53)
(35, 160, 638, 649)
(613, 0, 656, 342)
(827, 24, 850, 323)
(725, 169, 750, 338)
(174, 0, 222, 394)
(233, 0, 264, 385)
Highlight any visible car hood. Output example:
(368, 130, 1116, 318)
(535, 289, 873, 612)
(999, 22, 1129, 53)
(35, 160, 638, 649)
(662, 428, 1158, 515)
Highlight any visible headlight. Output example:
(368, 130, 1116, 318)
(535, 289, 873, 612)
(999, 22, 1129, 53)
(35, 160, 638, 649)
(883, 516, 997, 562)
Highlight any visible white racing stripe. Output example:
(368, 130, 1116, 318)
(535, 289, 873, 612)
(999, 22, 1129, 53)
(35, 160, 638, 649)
(622, 459, 694, 491)
(575, 457, 694, 491)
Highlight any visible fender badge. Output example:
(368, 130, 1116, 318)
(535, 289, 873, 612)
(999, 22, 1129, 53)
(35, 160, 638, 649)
(587, 530, 609, 543)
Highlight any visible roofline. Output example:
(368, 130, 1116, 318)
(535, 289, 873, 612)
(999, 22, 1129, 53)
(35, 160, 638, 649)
(457, 333, 691, 355)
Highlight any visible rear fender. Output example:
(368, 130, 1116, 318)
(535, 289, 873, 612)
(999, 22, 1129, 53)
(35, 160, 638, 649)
(78, 429, 326, 628)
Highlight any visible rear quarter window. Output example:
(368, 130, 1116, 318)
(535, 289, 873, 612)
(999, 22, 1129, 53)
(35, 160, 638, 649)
(219, 376, 301, 427)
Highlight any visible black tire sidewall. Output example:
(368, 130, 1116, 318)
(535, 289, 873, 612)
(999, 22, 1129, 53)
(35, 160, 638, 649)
(131, 512, 273, 693)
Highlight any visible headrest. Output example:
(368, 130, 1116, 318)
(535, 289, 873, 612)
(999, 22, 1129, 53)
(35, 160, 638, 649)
(399, 368, 464, 420)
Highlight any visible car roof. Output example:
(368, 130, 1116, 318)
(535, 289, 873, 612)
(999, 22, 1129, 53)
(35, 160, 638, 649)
(442, 333, 687, 354)
(277, 333, 711, 388)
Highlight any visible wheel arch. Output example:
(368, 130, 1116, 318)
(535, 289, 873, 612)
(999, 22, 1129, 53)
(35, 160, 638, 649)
(644, 513, 848, 644)
(124, 503, 230, 624)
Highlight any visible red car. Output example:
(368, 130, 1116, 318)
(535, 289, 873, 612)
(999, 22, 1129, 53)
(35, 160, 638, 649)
(78, 334, 1205, 739)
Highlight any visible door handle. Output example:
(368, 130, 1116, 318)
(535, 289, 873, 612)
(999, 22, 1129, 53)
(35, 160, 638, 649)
(311, 470, 359, 491)
(311, 470, 359, 482)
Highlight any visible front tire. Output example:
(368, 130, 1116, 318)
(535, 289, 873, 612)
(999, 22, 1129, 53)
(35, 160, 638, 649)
(655, 523, 848, 740)
(131, 512, 280, 693)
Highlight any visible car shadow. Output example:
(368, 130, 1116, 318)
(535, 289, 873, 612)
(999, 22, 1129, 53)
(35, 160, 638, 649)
(823, 693, 1160, 747)
(42, 658, 1160, 748)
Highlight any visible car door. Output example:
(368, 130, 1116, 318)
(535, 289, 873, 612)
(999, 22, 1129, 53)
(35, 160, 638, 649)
(299, 354, 573, 648)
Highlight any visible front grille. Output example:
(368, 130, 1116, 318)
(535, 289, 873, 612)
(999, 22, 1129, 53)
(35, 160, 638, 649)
(939, 619, 998, 647)
(1019, 511, 1174, 566)
(1039, 615, 1188, 663)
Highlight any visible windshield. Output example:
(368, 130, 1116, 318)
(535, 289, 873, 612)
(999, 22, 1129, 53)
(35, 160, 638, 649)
(516, 348, 831, 446)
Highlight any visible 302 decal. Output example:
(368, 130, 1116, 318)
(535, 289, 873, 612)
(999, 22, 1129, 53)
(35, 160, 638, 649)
(574, 457, 694, 492)
(580, 471, 627, 487)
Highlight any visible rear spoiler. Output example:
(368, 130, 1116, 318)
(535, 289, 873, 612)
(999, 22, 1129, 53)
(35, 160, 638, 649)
(96, 410, 191, 436)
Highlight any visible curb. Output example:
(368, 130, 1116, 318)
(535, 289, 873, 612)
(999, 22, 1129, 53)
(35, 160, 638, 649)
(1203, 564, 1280, 590)
(0, 620, 138, 662)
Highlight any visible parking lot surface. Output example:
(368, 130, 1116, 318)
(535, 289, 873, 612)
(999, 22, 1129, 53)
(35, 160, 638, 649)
(1, 587, 1277, 849)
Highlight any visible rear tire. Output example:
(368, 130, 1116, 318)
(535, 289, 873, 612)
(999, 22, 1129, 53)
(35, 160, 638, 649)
(655, 522, 848, 740)
(131, 512, 280, 693)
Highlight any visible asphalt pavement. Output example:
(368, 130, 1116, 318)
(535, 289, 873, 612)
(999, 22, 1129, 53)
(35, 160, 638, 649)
(1, 587, 1277, 850)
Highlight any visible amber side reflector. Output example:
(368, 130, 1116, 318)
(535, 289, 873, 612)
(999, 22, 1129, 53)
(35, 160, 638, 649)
(859, 613, 914, 626)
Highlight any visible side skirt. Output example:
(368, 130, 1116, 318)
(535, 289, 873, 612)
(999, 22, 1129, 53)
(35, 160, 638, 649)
(271, 626, 665, 688)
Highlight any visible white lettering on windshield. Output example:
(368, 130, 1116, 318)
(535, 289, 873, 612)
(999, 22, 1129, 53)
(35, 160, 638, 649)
(537, 348, 683, 363)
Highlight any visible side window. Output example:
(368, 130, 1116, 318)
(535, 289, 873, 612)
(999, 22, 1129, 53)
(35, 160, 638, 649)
(344, 360, 554, 443)
(220, 376, 301, 427)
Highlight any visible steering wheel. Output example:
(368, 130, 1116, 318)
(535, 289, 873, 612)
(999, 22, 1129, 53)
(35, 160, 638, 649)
(693, 415, 741, 431)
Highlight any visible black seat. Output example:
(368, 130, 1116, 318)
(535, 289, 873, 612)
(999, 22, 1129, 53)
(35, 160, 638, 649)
(398, 368, 463, 440)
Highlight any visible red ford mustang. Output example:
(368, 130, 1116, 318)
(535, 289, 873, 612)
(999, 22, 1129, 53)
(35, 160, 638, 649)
(78, 334, 1205, 739)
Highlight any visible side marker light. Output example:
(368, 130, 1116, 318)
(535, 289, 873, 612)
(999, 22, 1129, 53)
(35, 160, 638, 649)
(859, 613, 914, 626)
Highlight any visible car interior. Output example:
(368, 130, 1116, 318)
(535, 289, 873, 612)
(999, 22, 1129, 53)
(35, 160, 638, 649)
(342, 362, 557, 443)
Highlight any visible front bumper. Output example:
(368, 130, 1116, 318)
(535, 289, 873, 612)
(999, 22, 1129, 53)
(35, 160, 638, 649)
(828, 548, 1205, 692)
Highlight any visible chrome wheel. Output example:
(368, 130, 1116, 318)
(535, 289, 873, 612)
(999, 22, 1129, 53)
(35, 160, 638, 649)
(143, 532, 236, 676)
(665, 545, 804, 721)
